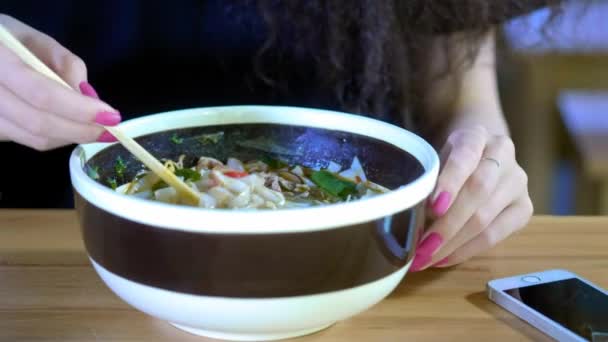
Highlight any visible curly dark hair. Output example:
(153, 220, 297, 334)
(247, 0, 560, 135)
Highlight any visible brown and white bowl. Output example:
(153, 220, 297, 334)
(69, 105, 439, 341)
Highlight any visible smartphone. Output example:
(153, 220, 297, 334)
(487, 269, 608, 342)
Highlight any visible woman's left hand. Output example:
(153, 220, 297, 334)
(411, 125, 533, 271)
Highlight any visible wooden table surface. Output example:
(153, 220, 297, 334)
(1, 210, 606, 341)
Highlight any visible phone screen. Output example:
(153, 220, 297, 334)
(504, 278, 608, 340)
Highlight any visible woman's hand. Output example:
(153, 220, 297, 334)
(0, 14, 119, 150)
(411, 125, 533, 271)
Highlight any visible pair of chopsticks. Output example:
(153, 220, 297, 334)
(0, 24, 200, 205)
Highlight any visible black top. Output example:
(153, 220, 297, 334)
(0, 0, 550, 208)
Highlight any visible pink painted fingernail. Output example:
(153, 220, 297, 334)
(79, 81, 99, 99)
(97, 131, 117, 143)
(410, 253, 432, 272)
(410, 233, 444, 272)
(433, 257, 450, 267)
(416, 232, 443, 256)
(431, 191, 451, 216)
(95, 111, 122, 126)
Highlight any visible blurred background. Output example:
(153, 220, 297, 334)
(1, 1, 606, 215)
(498, 0, 608, 215)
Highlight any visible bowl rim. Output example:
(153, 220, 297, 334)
(70, 105, 439, 234)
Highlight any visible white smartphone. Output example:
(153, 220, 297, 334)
(487, 269, 608, 342)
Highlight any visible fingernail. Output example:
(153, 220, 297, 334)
(431, 191, 451, 216)
(416, 232, 443, 256)
(433, 257, 450, 267)
(95, 111, 122, 126)
(411, 253, 432, 272)
(410, 233, 444, 272)
(79, 81, 99, 99)
(97, 131, 117, 143)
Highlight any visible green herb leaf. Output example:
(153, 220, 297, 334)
(174, 168, 201, 182)
(261, 155, 288, 169)
(170, 133, 183, 145)
(114, 156, 127, 179)
(86, 165, 100, 180)
(107, 177, 118, 190)
(310, 170, 357, 199)
(151, 180, 168, 191)
(194, 131, 224, 145)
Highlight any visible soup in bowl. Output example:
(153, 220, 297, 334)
(69, 105, 439, 341)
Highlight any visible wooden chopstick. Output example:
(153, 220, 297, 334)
(0, 24, 201, 205)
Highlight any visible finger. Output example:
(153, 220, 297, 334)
(0, 14, 86, 88)
(0, 44, 119, 125)
(427, 166, 528, 267)
(0, 84, 105, 143)
(433, 196, 533, 267)
(438, 141, 452, 169)
(429, 126, 487, 216)
(426, 142, 452, 211)
(0, 114, 69, 151)
(411, 137, 513, 272)
(430, 137, 511, 244)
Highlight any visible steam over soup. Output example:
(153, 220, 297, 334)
(112, 155, 389, 209)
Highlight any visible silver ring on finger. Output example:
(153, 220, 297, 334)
(481, 157, 500, 168)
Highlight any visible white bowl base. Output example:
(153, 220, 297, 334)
(91, 257, 410, 341)
(170, 322, 333, 341)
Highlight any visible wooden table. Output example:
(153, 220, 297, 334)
(1, 210, 606, 341)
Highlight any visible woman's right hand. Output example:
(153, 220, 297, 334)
(0, 14, 120, 151)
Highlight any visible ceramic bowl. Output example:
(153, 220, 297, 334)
(69, 105, 439, 341)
